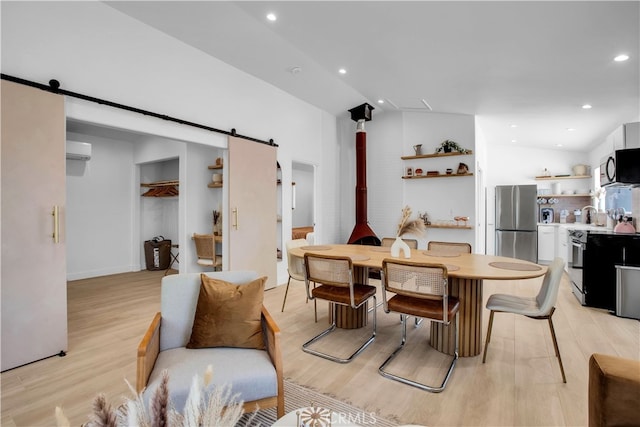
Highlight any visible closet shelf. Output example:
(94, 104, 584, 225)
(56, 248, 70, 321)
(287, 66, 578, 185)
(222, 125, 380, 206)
(141, 180, 179, 197)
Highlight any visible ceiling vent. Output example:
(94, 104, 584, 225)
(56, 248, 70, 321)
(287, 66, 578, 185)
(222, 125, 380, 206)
(386, 97, 433, 111)
(66, 141, 92, 160)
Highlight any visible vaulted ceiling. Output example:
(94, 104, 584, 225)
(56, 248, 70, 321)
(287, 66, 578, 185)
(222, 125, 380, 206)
(107, 1, 640, 152)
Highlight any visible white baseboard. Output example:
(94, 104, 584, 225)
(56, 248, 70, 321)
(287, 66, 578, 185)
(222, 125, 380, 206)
(66, 265, 139, 281)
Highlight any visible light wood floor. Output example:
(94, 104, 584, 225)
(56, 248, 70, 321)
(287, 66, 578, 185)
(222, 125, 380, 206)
(1, 269, 638, 426)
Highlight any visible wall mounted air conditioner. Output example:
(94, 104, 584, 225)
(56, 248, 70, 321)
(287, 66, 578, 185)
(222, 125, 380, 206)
(66, 141, 92, 160)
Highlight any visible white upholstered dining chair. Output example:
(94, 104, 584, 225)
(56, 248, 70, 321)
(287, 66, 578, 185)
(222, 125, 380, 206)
(282, 239, 318, 322)
(482, 257, 567, 383)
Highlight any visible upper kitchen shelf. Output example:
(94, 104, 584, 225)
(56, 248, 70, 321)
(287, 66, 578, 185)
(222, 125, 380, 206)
(534, 175, 591, 180)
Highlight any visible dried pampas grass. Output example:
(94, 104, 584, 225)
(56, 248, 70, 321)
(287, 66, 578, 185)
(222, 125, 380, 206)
(55, 365, 247, 427)
(396, 206, 425, 237)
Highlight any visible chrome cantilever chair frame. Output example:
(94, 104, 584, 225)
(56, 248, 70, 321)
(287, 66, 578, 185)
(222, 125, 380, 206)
(302, 253, 377, 363)
(482, 257, 567, 383)
(379, 259, 459, 392)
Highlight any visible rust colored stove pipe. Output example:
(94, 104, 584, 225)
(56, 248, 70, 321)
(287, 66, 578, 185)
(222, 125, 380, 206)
(347, 119, 380, 245)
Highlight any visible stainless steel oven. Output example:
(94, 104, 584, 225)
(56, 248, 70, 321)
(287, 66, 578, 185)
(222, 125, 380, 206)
(568, 229, 586, 304)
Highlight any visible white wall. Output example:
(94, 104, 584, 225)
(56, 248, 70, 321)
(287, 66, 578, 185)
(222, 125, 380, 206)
(2, 1, 340, 285)
(341, 111, 476, 249)
(65, 132, 135, 280)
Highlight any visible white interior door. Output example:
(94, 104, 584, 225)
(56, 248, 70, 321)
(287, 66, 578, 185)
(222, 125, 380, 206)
(228, 136, 277, 288)
(1, 80, 67, 371)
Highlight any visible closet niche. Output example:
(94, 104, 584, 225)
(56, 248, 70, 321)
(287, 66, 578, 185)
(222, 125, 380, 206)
(140, 158, 179, 268)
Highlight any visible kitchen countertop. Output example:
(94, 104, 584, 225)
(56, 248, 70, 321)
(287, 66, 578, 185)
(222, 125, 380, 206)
(537, 222, 638, 235)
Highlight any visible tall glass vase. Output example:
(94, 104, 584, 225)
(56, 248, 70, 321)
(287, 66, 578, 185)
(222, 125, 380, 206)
(390, 236, 411, 258)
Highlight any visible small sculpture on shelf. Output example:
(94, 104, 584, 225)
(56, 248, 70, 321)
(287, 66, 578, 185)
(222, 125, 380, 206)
(418, 211, 431, 226)
(454, 216, 469, 227)
(213, 210, 221, 235)
(435, 139, 470, 154)
(457, 162, 470, 174)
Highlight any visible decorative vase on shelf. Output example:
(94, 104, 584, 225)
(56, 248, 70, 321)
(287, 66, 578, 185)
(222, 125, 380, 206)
(391, 236, 411, 258)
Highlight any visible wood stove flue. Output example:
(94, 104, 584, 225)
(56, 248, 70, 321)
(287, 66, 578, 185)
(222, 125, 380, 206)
(347, 103, 380, 245)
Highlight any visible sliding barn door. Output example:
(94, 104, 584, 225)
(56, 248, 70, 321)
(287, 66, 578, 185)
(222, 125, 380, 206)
(228, 136, 277, 288)
(1, 80, 67, 371)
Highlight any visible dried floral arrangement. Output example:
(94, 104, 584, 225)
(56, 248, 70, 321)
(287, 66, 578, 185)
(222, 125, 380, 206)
(55, 366, 251, 427)
(396, 206, 426, 237)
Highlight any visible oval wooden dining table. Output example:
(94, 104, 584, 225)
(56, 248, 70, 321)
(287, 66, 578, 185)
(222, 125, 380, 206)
(288, 244, 546, 357)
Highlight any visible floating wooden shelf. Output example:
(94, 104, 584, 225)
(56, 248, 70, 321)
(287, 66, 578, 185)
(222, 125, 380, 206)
(426, 224, 472, 229)
(538, 194, 591, 198)
(534, 175, 591, 180)
(208, 182, 223, 188)
(403, 173, 474, 179)
(141, 180, 179, 197)
(401, 151, 473, 160)
(208, 164, 223, 170)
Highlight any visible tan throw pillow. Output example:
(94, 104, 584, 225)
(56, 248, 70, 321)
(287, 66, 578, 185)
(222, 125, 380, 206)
(186, 275, 266, 350)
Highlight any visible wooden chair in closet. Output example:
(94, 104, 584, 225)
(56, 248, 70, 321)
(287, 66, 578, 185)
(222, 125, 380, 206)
(192, 233, 222, 270)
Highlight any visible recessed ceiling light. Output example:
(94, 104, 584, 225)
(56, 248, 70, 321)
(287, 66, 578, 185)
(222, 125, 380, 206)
(511, 139, 517, 143)
(377, 99, 384, 104)
(567, 128, 576, 132)
(338, 68, 347, 74)
(614, 54, 629, 62)
(556, 144, 563, 147)
(510, 124, 517, 128)
(582, 104, 592, 109)
(266, 13, 277, 21)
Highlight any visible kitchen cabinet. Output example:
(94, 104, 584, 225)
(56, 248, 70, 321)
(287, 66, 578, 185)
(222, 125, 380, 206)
(584, 233, 640, 312)
(537, 225, 557, 264)
(557, 226, 569, 271)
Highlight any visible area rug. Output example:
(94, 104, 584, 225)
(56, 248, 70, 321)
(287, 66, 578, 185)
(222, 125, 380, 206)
(238, 379, 400, 426)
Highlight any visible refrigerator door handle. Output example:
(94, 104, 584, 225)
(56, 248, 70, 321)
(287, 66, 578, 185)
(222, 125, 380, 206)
(514, 185, 520, 229)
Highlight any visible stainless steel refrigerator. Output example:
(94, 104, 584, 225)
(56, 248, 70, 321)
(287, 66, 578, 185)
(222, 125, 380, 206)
(495, 184, 538, 263)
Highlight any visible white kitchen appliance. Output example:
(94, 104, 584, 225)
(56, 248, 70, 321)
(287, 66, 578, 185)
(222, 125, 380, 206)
(560, 209, 569, 223)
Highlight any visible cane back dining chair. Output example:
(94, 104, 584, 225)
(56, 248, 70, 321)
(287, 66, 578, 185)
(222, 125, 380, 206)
(302, 252, 377, 363)
(282, 239, 317, 322)
(193, 233, 222, 270)
(381, 237, 419, 249)
(427, 241, 472, 254)
(369, 237, 419, 281)
(482, 257, 566, 383)
(380, 259, 459, 392)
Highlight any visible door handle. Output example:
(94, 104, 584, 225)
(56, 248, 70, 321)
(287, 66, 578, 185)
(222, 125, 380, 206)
(52, 205, 60, 243)
(232, 207, 239, 230)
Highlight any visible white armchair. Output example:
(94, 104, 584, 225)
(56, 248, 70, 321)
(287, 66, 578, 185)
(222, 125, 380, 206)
(136, 271, 284, 417)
